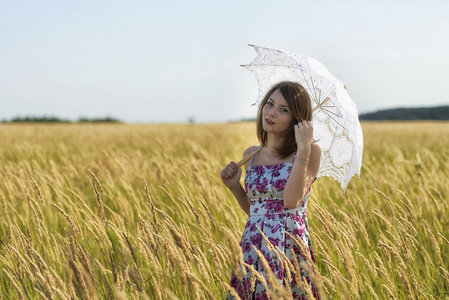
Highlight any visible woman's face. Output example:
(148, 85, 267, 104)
(262, 88, 294, 135)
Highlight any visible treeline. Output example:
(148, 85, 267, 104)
(1, 116, 121, 123)
(359, 106, 449, 121)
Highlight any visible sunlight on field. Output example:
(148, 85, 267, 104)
(0, 121, 448, 299)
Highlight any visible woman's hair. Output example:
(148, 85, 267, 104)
(256, 81, 312, 159)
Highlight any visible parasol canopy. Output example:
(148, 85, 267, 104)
(239, 44, 363, 192)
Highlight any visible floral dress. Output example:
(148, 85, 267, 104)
(226, 151, 318, 300)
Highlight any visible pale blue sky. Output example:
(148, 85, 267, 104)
(1, 0, 448, 122)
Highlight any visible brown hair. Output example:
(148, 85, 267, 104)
(256, 81, 312, 159)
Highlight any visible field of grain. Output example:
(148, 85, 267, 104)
(0, 122, 448, 299)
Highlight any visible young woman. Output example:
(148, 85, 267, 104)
(220, 81, 321, 299)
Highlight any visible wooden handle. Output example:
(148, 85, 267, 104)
(237, 146, 262, 167)
(312, 97, 330, 113)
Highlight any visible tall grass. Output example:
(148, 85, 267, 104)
(0, 121, 448, 299)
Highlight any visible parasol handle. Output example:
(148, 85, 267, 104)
(237, 146, 263, 167)
(312, 97, 330, 113)
(236, 97, 330, 168)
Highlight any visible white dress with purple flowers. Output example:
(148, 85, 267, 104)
(227, 151, 318, 300)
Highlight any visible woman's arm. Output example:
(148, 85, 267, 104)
(283, 143, 320, 209)
(283, 121, 321, 209)
(220, 146, 256, 216)
(227, 183, 250, 216)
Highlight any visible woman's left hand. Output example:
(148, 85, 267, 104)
(294, 120, 314, 152)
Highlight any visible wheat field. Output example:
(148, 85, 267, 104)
(0, 121, 448, 299)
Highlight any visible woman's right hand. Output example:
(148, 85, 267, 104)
(220, 161, 242, 190)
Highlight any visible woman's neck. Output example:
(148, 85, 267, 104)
(264, 133, 285, 157)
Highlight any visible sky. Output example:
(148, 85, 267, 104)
(1, 0, 448, 123)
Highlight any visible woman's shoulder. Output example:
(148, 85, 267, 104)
(311, 142, 321, 154)
(309, 142, 321, 162)
(243, 145, 259, 158)
(242, 145, 259, 170)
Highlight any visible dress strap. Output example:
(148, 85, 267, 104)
(291, 151, 297, 164)
(250, 146, 259, 166)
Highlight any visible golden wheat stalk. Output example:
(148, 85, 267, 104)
(143, 179, 157, 226)
(3, 268, 25, 300)
(252, 246, 292, 300)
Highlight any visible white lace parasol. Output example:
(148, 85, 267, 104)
(240, 44, 363, 192)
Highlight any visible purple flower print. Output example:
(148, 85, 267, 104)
(291, 215, 300, 222)
(236, 284, 243, 295)
(247, 256, 254, 265)
(272, 171, 280, 177)
(277, 268, 284, 280)
(254, 166, 264, 175)
(250, 224, 257, 232)
(266, 201, 274, 210)
(268, 237, 279, 247)
(291, 275, 297, 286)
(265, 213, 275, 220)
(273, 179, 286, 191)
(251, 234, 262, 247)
(271, 228, 276, 234)
(243, 242, 251, 253)
(256, 184, 267, 193)
(242, 278, 251, 291)
(309, 247, 315, 258)
(230, 274, 237, 287)
(264, 255, 271, 263)
(292, 226, 305, 237)
(274, 203, 284, 213)
(255, 292, 269, 300)
(256, 179, 269, 193)
(269, 262, 275, 272)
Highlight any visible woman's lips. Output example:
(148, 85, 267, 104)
(266, 119, 275, 125)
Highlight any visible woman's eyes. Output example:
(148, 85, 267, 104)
(266, 101, 289, 113)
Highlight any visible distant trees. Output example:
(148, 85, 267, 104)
(8, 116, 71, 123)
(359, 106, 449, 121)
(77, 116, 121, 123)
(1, 115, 121, 123)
